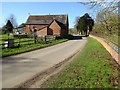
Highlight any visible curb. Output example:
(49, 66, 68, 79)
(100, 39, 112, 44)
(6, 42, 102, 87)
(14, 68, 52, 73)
(90, 35, 120, 65)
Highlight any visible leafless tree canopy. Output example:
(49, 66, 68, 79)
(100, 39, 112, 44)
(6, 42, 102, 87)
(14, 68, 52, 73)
(74, 16, 80, 29)
(80, 0, 118, 13)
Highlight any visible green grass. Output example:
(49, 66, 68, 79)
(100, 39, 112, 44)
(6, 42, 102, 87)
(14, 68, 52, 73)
(0, 37, 35, 49)
(0, 34, 34, 45)
(1, 33, 70, 57)
(42, 37, 119, 88)
(0, 34, 8, 44)
(2, 39, 68, 57)
(0, 34, 9, 39)
(1, 38, 34, 45)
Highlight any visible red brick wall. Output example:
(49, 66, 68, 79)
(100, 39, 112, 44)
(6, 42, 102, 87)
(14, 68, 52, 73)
(25, 24, 48, 34)
(25, 20, 68, 36)
(49, 20, 61, 36)
(36, 27, 47, 37)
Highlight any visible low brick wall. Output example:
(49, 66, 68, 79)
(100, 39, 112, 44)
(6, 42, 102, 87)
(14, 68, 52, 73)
(90, 35, 120, 65)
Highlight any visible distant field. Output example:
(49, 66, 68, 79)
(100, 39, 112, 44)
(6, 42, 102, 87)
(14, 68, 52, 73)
(42, 37, 119, 88)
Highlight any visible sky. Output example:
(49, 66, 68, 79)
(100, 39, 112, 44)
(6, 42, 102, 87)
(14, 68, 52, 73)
(1, 2, 95, 28)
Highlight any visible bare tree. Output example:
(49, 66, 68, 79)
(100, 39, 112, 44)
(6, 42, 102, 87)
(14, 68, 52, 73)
(74, 16, 80, 32)
(80, 0, 118, 13)
(6, 14, 18, 28)
(74, 16, 80, 25)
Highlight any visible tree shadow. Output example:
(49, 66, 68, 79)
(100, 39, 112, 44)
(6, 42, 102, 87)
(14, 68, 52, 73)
(71, 35, 87, 40)
(2, 56, 41, 64)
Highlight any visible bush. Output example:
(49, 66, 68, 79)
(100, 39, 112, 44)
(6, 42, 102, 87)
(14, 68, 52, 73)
(13, 34, 27, 38)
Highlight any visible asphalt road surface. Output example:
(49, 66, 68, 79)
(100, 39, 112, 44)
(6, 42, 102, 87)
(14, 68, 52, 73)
(2, 36, 87, 88)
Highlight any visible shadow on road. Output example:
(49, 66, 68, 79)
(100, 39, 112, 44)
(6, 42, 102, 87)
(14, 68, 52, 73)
(2, 56, 41, 64)
(72, 35, 87, 40)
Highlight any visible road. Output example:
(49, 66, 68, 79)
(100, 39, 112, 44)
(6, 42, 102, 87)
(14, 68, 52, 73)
(2, 36, 87, 88)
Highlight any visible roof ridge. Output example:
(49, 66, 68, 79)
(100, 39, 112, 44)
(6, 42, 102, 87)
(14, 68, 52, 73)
(26, 14, 68, 25)
(29, 14, 68, 16)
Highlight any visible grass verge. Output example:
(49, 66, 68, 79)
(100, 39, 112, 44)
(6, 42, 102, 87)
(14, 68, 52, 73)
(2, 39, 68, 57)
(42, 37, 119, 88)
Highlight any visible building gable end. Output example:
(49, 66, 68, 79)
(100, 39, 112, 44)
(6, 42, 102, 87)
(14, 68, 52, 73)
(49, 20, 61, 30)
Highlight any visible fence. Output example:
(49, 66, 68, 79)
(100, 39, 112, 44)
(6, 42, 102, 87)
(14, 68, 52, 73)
(0, 35, 56, 49)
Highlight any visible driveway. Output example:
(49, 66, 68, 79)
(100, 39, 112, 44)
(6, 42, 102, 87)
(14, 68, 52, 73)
(2, 36, 87, 88)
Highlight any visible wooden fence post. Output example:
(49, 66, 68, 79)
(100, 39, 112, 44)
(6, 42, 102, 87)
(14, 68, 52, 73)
(45, 36, 46, 42)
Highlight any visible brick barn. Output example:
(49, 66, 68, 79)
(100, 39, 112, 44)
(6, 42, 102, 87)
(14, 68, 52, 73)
(25, 14, 69, 37)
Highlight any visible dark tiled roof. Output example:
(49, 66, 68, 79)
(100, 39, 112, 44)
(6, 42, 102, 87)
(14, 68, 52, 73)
(26, 14, 68, 25)
(27, 20, 52, 25)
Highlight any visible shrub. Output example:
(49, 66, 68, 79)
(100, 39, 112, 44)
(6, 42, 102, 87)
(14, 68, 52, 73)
(13, 34, 27, 38)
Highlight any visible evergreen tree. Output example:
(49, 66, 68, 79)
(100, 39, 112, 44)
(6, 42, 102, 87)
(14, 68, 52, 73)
(77, 13, 94, 36)
(5, 20, 14, 33)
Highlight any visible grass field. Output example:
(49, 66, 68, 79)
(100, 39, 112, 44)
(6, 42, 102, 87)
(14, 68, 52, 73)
(0, 34, 8, 39)
(1, 33, 70, 57)
(42, 37, 119, 88)
(2, 39, 68, 57)
(0, 34, 34, 45)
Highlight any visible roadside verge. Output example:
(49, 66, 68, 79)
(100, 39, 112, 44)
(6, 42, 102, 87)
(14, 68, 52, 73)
(90, 35, 120, 65)
(41, 37, 119, 88)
